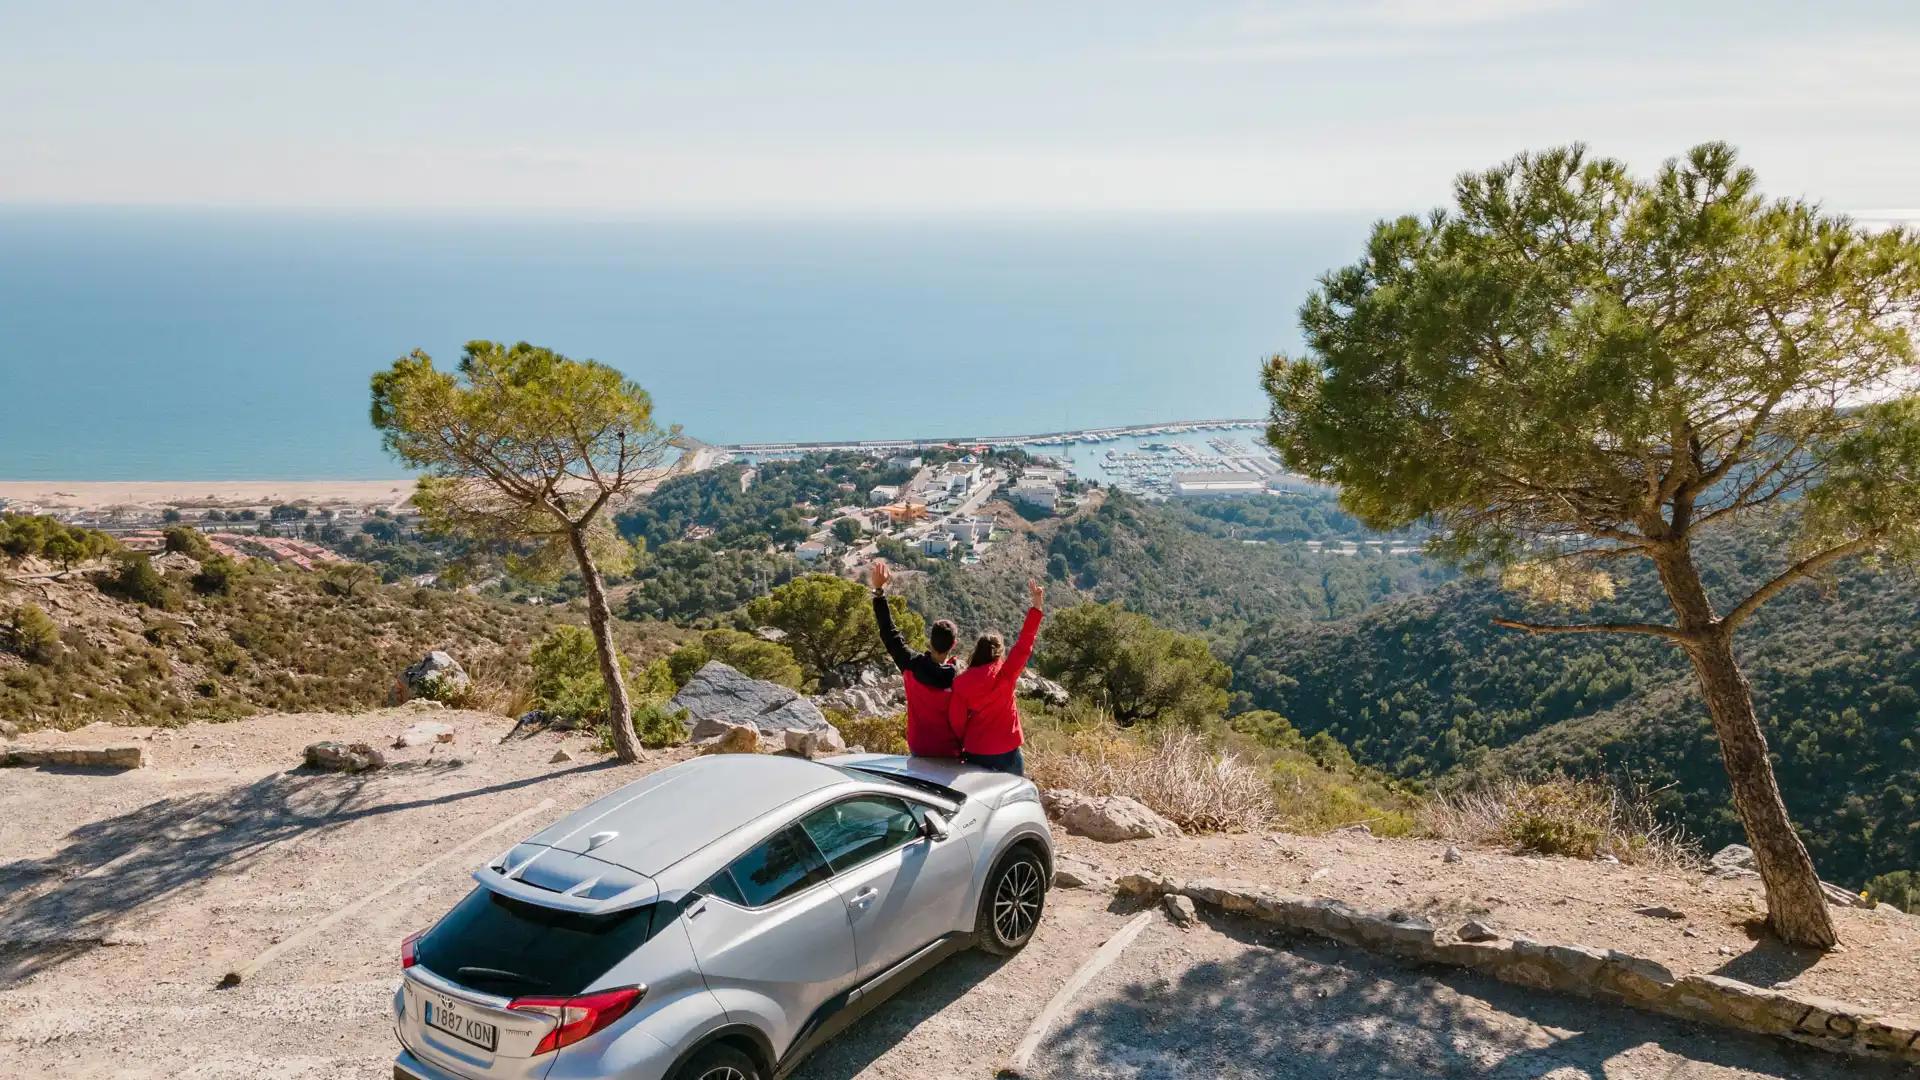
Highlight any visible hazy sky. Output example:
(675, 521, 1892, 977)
(5, 0, 1916, 216)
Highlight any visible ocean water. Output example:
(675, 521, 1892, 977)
(0, 208, 1375, 480)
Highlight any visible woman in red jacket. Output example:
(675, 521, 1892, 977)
(947, 579, 1044, 775)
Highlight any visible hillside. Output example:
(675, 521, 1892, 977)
(0, 551, 672, 730)
(1232, 520, 1920, 890)
(907, 491, 1451, 643)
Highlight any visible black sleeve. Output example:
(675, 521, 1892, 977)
(872, 590, 915, 673)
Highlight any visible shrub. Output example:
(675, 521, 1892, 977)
(6, 603, 61, 663)
(666, 629, 803, 689)
(829, 709, 908, 754)
(1865, 870, 1920, 914)
(192, 555, 240, 595)
(1027, 725, 1275, 832)
(1421, 775, 1699, 870)
(162, 525, 214, 560)
(106, 554, 176, 609)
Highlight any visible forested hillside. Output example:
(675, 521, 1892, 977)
(1233, 520, 1920, 889)
(912, 492, 1452, 643)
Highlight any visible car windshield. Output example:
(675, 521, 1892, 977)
(415, 886, 662, 997)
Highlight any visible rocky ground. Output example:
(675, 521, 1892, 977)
(1, 708, 1915, 1078)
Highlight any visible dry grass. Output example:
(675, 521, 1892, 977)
(1421, 774, 1701, 871)
(1027, 725, 1276, 832)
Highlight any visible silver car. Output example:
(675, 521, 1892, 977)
(393, 751, 1053, 1080)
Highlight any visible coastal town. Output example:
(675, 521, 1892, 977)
(0, 418, 1335, 577)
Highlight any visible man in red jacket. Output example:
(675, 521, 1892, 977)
(947, 580, 1044, 775)
(869, 560, 962, 757)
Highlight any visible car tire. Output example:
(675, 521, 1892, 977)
(975, 846, 1047, 955)
(672, 1042, 763, 1080)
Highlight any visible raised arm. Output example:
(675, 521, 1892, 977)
(994, 581, 1045, 695)
(869, 561, 914, 673)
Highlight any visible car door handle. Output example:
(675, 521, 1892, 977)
(848, 886, 879, 908)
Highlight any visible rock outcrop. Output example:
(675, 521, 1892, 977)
(673, 662, 834, 742)
(392, 721, 455, 749)
(303, 741, 385, 772)
(814, 669, 1070, 718)
(0, 744, 144, 770)
(1043, 789, 1180, 842)
(393, 651, 470, 705)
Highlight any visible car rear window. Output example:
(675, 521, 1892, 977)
(415, 887, 662, 997)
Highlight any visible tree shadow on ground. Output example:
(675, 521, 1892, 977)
(790, 949, 1010, 1080)
(1037, 912, 1913, 1079)
(0, 759, 616, 988)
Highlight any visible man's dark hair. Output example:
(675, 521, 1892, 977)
(929, 619, 957, 655)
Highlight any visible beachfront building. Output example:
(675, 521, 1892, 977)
(1171, 471, 1266, 497)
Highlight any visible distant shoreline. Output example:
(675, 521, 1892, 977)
(0, 479, 418, 513)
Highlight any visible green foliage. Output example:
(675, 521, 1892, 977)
(621, 542, 800, 624)
(600, 700, 688, 753)
(1865, 871, 1920, 914)
(831, 517, 864, 545)
(618, 452, 908, 551)
(1500, 780, 1607, 860)
(1037, 602, 1230, 727)
(530, 625, 625, 726)
(191, 555, 241, 596)
(1264, 141, 1920, 573)
(5, 603, 61, 663)
(0, 514, 118, 567)
(746, 574, 923, 687)
(1235, 520, 1920, 888)
(162, 526, 214, 559)
(106, 554, 176, 610)
(667, 628, 802, 689)
(829, 709, 909, 755)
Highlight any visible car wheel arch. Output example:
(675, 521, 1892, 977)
(667, 1023, 776, 1080)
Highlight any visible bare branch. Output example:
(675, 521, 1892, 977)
(1491, 616, 1690, 641)
(1719, 534, 1880, 633)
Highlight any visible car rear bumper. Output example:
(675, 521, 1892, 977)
(395, 1048, 469, 1080)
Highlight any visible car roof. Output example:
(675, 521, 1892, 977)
(516, 753, 852, 877)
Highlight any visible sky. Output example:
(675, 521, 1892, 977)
(3, 0, 1917, 218)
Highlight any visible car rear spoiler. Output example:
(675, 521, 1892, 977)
(473, 842, 661, 915)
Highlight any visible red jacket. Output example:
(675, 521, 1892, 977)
(948, 607, 1042, 756)
(872, 590, 961, 757)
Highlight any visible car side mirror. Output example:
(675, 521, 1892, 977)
(921, 810, 950, 841)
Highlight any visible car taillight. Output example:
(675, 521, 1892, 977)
(509, 986, 644, 1054)
(400, 930, 423, 971)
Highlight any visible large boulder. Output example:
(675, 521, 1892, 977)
(814, 676, 906, 719)
(1017, 671, 1070, 707)
(672, 662, 834, 742)
(393, 651, 470, 705)
(783, 726, 849, 759)
(1042, 788, 1181, 842)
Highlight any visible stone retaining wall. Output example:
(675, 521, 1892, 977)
(1116, 872, 1920, 1066)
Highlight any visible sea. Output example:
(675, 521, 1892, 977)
(0, 207, 1378, 480)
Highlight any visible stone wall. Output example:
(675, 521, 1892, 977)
(1116, 872, 1920, 1066)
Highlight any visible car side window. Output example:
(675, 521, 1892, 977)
(697, 868, 746, 907)
(798, 796, 921, 875)
(724, 825, 831, 907)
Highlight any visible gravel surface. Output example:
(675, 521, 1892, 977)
(3, 708, 1913, 1078)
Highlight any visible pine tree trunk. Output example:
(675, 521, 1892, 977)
(1682, 631, 1837, 948)
(1652, 543, 1837, 949)
(569, 527, 640, 763)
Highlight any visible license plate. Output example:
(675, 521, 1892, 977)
(425, 994, 499, 1052)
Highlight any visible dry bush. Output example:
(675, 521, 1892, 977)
(828, 709, 908, 755)
(1027, 725, 1275, 832)
(1421, 774, 1700, 870)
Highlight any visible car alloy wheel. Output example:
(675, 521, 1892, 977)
(697, 1070, 747, 1080)
(992, 856, 1042, 945)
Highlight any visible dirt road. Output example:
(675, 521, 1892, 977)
(0, 709, 1910, 1079)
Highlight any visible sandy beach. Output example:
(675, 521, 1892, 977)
(0, 479, 417, 513)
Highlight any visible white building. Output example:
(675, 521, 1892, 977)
(951, 517, 995, 543)
(1172, 471, 1266, 497)
(920, 533, 953, 557)
(886, 454, 923, 471)
(795, 541, 830, 562)
(869, 484, 901, 505)
(938, 461, 982, 494)
(1010, 478, 1058, 510)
